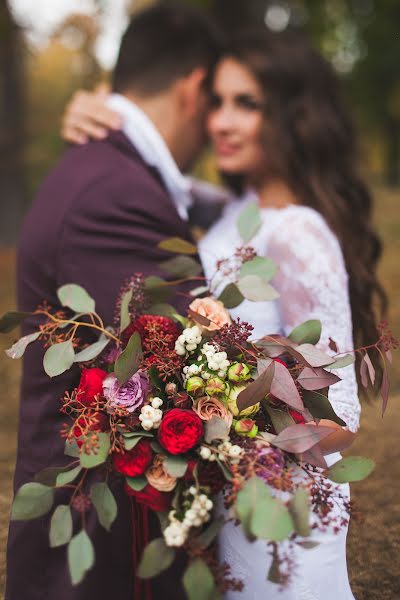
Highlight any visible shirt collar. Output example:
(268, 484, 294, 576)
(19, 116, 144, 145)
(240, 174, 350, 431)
(107, 94, 192, 221)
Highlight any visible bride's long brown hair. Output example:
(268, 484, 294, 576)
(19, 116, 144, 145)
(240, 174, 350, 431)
(223, 30, 387, 391)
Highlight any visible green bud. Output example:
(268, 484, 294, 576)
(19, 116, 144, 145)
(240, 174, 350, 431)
(205, 376, 227, 396)
(228, 362, 251, 383)
(234, 418, 258, 438)
(185, 376, 205, 397)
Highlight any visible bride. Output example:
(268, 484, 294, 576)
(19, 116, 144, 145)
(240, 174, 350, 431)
(62, 29, 385, 600)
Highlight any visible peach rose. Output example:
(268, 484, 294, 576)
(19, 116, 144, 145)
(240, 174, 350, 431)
(189, 297, 231, 332)
(145, 454, 177, 492)
(193, 396, 233, 428)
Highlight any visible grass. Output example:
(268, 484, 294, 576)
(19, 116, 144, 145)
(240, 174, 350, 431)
(0, 186, 399, 599)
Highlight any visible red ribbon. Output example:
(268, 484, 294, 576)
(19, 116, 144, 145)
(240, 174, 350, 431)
(131, 497, 152, 600)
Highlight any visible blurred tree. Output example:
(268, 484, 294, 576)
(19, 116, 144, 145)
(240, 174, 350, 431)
(0, 1, 27, 246)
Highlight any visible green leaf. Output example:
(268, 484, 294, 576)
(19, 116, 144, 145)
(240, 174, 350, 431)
(325, 354, 356, 369)
(288, 320, 322, 345)
(50, 505, 73, 548)
(5, 331, 40, 359)
(237, 201, 262, 243)
(125, 476, 148, 491)
(114, 332, 143, 385)
(237, 275, 279, 302)
(144, 276, 172, 304)
(11, 483, 54, 520)
(35, 465, 78, 487)
(91, 482, 118, 532)
(158, 237, 197, 255)
(147, 303, 177, 318)
(79, 432, 110, 469)
(326, 456, 375, 483)
(204, 416, 229, 443)
(65, 438, 80, 458)
(302, 390, 346, 426)
(289, 488, 311, 537)
(216, 458, 233, 482)
(123, 435, 147, 451)
(138, 538, 176, 578)
(57, 284, 95, 314)
(56, 465, 82, 487)
(120, 289, 133, 333)
(0, 310, 31, 333)
(43, 340, 75, 377)
(67, 530, 95, 585)
(192, 517, 224, 550)
(160, 255, 202, 278)
(164, 455, 188, 478)
(74, 338, 110, 363)
(239, 256, 276, 281)
(183, 558, 217, 600)
(218, 283, 244, 309)
(265, 406, 295, 434)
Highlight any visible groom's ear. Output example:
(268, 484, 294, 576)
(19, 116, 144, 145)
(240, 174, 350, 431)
(179, 67, 209, 118)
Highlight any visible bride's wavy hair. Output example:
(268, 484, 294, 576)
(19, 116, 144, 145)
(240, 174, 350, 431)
(222, 30, 387, 392)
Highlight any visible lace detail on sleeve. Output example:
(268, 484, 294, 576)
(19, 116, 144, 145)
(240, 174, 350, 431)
(267, 207, 360, 432)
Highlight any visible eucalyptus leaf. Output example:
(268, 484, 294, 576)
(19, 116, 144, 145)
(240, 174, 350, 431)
(160, 255, 202, 278)
(147, 303, 177, 318)
(114, 332, 143, 385)
(239, 256, 276, 281)
(164, 455, 188, 478)
(0, 310, 31, 333)
(237, 201, 262, 243)
(125, 476, 148, 492)
(265, 406, 295, 434)
(79, 432, 110, 469)
(237, 359, 275, 412)
(288, 320, 322, 345)
(58, 284, 95, 314)
(91, 482, 118, 532)
(204, 416, 229, 443)
(192, 516, 224, 550)
(269, 360, 304, 410)
(120, 289, 133, 333)
(183, 558, 217, 600)
(5, 331, 40, 359)
(144, 276, 171, 304)
(158, 237, 198, 255)
(56, 465, 82, 487)
(325, 354, 355, 370)
(237, 275, 279, 302)
(11, 483, 54, 520)
(271, 423, 336, 454)
(65, 437, 80, 458)
(43, 340, 75, 378)
(296, 344, 335, 368)
(302, 390, 346, 426)
(297, 367, 341, 391)
(138, 538, 176, 578)
(50, 505, 73, 548)
(289, 488, 311, 537)
(218, 283, 244, 309)
(35, 464, 78, 487)
(73, 338, 110, 363)
(67, 530, 95, 585)
(123, 435, 146, 451)
(190, 285, 209, 297)
(326, 456, 375, 483)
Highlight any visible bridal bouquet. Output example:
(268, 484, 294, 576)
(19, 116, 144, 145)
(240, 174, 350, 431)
(2, 204, 396, 597)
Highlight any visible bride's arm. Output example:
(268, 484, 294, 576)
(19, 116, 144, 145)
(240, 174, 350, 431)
(61, 84, 122, 144)
(268, 208, 361, 454)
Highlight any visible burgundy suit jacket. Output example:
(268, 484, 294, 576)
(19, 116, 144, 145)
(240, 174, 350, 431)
(6, 131, 194, 600)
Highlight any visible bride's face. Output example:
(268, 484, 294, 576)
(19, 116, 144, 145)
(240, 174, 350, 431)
(207, 57, 267, 177)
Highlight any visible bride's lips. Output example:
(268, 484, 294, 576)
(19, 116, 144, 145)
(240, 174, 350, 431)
(214, 141, 240, 157)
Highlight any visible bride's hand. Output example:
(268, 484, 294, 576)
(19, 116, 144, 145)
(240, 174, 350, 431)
(61, 83, 122, 145)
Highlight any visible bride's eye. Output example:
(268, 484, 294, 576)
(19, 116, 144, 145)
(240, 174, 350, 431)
(209, 93, 222, 109)
(236, 94, 263, 111)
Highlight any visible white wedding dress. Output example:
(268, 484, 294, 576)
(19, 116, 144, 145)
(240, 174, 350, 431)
(198, 192, 361, 600)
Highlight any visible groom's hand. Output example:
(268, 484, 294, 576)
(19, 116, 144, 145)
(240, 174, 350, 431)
(61, 83, 121, 145)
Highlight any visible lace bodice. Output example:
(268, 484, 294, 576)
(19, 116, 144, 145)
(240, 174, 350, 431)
(199, 193, 361, 433)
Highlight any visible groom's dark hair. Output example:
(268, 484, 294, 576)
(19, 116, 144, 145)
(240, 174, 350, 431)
(113, 1, 223, 95)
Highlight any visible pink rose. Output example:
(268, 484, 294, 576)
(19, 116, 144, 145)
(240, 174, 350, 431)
(193, 396, 233, 428)
(189, 297, 231, 332)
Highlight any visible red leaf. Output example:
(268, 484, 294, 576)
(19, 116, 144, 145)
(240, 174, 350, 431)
(237, 360, 275, 412)
(255, 335, 313, 368)
(296, 344, 335, 368)
(381, 366, 390, 416)
(297, 368, 341, 391)
(272, 424, 336, 454)
(270, 361, 304, 411)
(385, 349, 393, 365)
(188, 309, 211, 327)
(363, 352, 376, 386)
(299, 443, 328, 469)
(328, 338, 338, 353)
(359, 356, 369, 388)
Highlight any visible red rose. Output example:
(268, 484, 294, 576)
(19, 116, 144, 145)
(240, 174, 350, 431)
(124, 483, 172, 512)
(77, 368, 107, 406)
(113, 439, 153, 477)
(158, 409, 203, 455)
(73, 412, 109, 447)
(289, 409, 306, 424)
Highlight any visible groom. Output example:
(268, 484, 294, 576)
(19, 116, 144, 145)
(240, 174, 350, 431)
(6, 3, 222, 600)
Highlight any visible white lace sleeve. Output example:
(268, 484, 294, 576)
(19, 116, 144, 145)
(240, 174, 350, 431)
(267, 206, 361, 432)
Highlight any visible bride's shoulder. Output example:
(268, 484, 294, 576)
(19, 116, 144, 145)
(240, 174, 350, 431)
(271, 204, 340, 247)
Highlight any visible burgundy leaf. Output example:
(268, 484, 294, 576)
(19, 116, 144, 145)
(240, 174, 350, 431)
(381, 366, 390, 417)
(272, 424, 336, 454)
(237, 360, 275, 412)
(254, 336, 313, 368)
(270, 361, 304, 411)
(297, 368, 341, 391)
(328, 338, 338, 353)
(385, 349, 393, 365)
(296, 344, 335, 368)
(188, 309, 211, 327)
(359, 355, 369, 388)
(299, 443, 328, 469)
(363, 352, 376, 386)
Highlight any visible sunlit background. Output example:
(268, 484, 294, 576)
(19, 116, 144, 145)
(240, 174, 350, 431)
(1, 1, 399, 598)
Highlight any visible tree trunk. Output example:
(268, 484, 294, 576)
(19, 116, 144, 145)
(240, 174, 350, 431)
(0, 1, 27, 247)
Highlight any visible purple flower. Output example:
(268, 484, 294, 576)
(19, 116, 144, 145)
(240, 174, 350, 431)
(103, 371, 149, 413)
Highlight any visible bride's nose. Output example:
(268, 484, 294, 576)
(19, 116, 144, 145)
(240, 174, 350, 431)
(208, 104, 237, 135)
